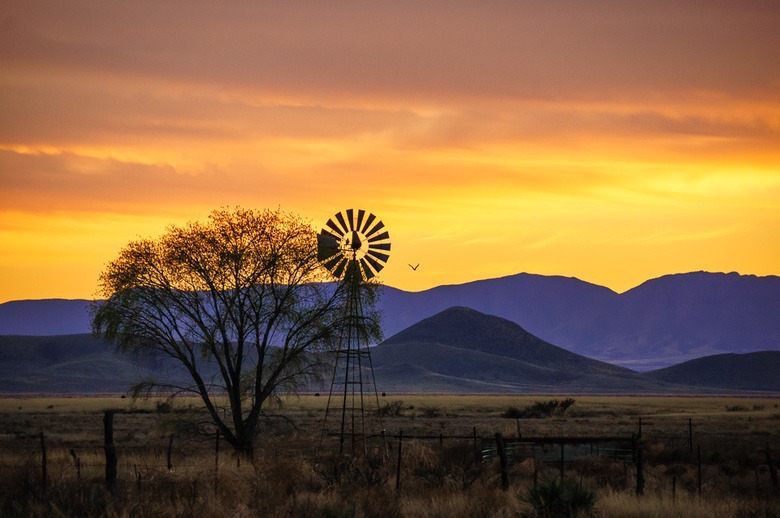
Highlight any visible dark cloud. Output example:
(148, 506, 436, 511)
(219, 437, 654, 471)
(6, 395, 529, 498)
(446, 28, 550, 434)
(2, 1, 779, 103)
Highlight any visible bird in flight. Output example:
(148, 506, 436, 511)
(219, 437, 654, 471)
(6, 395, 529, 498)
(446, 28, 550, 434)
(408, 263, 420, 271)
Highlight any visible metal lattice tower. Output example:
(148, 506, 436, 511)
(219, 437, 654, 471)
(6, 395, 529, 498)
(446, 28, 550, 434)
(317, 209, 390, 457)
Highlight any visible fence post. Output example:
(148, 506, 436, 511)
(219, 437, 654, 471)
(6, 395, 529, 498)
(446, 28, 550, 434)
(638, 417, 642, 439)
(439, 432, 443, 450)
(167, 434, 174, 471)
(473, 427, 479, 463)
(396, 430, 403, 492)
(636, 440, 644, 496)
(39, 429, 47, 492)
(697, 445, 702, 495)
(516, 418, 521, 440)
(134, 464, 141, 491)
(559, 443, 565, 480)
(104, 411, 117, 493)
(69, 449, 80, 481)
(766, 445, 778, 488)
(688, 418, 693, 454)
(495, 432, 509, 491)
(214, 430, 220, 490)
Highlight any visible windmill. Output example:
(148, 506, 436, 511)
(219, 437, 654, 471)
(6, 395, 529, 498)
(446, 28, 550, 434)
(317, 209, 390, 457)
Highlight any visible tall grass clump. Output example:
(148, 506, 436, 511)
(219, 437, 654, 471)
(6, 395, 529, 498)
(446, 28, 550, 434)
(523, 476, 596, 517)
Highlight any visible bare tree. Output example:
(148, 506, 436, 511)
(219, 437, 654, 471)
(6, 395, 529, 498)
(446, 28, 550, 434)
(92, 207, 379, 459)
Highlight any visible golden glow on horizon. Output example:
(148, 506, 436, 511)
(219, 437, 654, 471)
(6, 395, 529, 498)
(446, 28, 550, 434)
(1, 1, 779, 302)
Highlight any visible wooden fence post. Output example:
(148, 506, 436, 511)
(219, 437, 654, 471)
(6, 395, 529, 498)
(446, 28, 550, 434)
(69, 449, 81, 481)
(167, 434, 174, 471)
(688, 418, 693, 454)
(396, 430, 403, 492)
(214, 430, 220, 491)
(516, 418, 521, 440)
(104, 411, 117, 493)
(672, 475, 676, 503)
(39, 429, 47, 492)
(697, 445, 702, 496)
(638, 417, 642, 439)
(636, 441, 644, 496)
(559, 443, 565, 480)
(766, 445, 778, 488)
(495, 432, 509, 491)
(473, 427, 479, 464)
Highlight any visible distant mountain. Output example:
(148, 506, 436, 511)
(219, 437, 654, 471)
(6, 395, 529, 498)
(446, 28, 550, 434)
(2, 271, 779, 369)
(378, 271, 780, 370)
(371, 307, 678, 393)
(0, 334, 185, 393)
(0, 299, 93, 335)
(645, 351, 780, 392)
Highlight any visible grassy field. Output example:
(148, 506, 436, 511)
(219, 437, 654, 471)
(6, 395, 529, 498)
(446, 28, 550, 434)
(1, 394, 778, 516)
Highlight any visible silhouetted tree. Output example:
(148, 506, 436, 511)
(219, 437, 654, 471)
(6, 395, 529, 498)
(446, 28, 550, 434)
(92, 207, 380, 459)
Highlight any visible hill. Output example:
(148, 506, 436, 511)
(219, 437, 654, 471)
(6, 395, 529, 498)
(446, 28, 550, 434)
(0, 299, 93, 335)
(0, 334, 184, 393)
(371, 307, 678, 393)
(644, 351, 780, 392)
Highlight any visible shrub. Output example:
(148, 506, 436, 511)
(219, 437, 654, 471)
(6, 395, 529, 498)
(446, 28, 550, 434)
(523, 476, 596, 517)
(502, 399, 576, 419)
(378, 400, 404, 417)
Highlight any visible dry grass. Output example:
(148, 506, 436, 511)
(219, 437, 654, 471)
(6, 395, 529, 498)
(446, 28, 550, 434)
(1, 395, 778, 516)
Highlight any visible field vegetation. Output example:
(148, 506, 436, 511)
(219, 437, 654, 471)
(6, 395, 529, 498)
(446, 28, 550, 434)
(1, 395, 778, 516)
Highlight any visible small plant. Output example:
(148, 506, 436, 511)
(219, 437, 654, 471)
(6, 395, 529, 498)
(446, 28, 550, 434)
(378, 400, 404, 417)
(725, 405, 748, 412)
(524, 476, 596, 517)
(503, 399, 576, 419)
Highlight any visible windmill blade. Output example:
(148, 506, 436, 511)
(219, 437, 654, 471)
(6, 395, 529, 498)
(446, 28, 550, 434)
(365, 220, 385, 239)
(367, 231, 390, 243)
(368, 242, 391, 251)
(334, 211, 350, 235)
(332, 257, 348, 278)
(346, 209, 355, 231)
(317, 231, 340, 261)
(356, 209, 366, 233)
(323, 254, 345, 272)
(359, 258, 376, 279)
(366, 249, 389, 263)
(326, 218, 345, 237)
(363, 254, 384, 274)
(360, 213, 376, 234)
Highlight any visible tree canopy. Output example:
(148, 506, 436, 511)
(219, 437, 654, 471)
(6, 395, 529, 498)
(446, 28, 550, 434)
(92, 207, 380, 458)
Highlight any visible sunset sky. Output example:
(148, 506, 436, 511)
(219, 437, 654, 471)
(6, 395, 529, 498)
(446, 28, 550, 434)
(1, 1, 779, 303)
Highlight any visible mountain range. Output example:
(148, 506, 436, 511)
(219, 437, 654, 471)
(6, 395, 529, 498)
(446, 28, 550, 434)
(1, 271, 778, 370)
(2, 306, 777, 394)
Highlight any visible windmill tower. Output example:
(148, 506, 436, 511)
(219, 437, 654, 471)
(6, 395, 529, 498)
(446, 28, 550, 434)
(317, 209, 390, 457)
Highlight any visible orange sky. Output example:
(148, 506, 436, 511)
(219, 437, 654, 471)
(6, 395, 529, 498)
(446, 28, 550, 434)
(1, 1, 779, 302)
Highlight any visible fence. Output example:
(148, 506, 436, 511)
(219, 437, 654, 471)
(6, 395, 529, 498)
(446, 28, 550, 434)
(2, 412, 778, 497)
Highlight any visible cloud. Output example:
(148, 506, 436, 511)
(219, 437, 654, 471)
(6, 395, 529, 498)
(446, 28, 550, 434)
(2, 1, 779, 103)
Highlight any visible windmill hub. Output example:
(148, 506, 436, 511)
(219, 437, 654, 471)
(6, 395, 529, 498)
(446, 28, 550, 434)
(347, 231, 363, 255)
